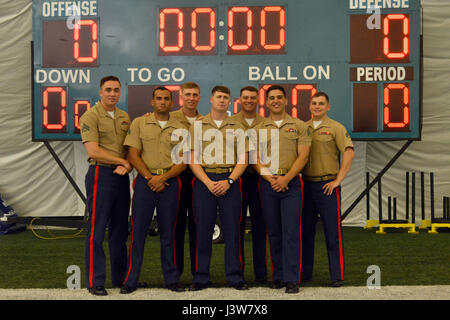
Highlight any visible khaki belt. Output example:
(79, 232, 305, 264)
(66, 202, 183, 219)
(273, 168, 289, 175)
(89, 160, 116, 168)
(204, 167, 234, 174)
(150, 168, 170, 175)
(303, 174, 337, 182)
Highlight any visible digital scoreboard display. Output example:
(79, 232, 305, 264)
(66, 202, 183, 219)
(32, 0, 422, 141)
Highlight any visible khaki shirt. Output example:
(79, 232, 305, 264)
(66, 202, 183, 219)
(124, 113, 186, 170)
(230, 111, 265, 130)
(189, 113, 247, 168)
(80, 102, 130, 160)
(170, 108, 202, 130)
(230, 112, 265, 169)
(302, 115, 353, 178)
(255, 114, 311, 172)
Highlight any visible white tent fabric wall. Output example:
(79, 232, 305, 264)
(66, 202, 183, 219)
(0, 0, 81, 218)
(366, 0, 450, 225)
(0, 0, 447, 227)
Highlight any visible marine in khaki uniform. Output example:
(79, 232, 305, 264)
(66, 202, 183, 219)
(301, 91, 354, 288)
(171, 82, 203, 279)
(121, 87, 187, 293)
(230, 86, 268, 285)
(79, 75, 131, 296)
(253, 85, 311, 294)
(188, 85, 249, 291)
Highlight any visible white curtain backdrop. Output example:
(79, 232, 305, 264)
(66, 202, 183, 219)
(0, 0, 448, 227)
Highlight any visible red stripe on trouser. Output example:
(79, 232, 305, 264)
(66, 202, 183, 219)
(336, 187, 344, 280)
(191, 177, 199, 271)
(298, 176, 304, 284)
(132, 176, 137, 190)
(238, 178, 243, 270)
(173, 177, 182, 267)
(123, 184, 137, 285)
(123, 216, 135, 285)
(89, 166, 100, 288)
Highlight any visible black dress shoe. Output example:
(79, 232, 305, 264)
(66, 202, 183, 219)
(271, 280, 286, 289)
(167, 283, 185, 292)
(137, 281, 149, 288)
(88, 286, 108, 296)
(255, 277, 270, 286)
(331, 280, 343, 288)
(232, 282, 249, 290)
(188, 282, 209, 291)
(285, 282, 299, 294)
(120, 285, 137, 294)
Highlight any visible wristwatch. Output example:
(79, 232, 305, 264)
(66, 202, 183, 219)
(227, 178, 234, 185)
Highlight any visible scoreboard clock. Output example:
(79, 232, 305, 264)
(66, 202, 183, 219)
(32, 0, 422, 141)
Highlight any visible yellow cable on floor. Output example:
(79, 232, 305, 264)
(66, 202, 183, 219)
(30, 217, 85, 240)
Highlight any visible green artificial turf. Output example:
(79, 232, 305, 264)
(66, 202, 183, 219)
(0, 227, 449, 288)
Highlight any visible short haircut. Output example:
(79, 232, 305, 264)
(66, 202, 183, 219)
(182, 82, 200, 92)
(211, 85, 230, 96)
(240, 86, 258, 96)
(100, 75, 121, 88)
(266, 85, 286, 99)
(152, 86, 172, 99)
(312, 91, 329, 103)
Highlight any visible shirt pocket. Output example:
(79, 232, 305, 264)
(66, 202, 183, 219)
(162, 128, 181, 146)
(140, 127, 160, 150)
(117, 121, 130, 144)
(283, 132, 298, 151)
(314, 134, 335, 154)
(98, 119, 116, 145)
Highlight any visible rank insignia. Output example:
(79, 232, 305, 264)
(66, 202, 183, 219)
(81, 124, 90, 133)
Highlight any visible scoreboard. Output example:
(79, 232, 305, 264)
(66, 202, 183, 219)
(32, 0, 422, 140)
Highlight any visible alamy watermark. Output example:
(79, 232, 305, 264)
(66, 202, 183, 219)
(66, 265, 81, 289)
(366, 5, 382, 30)
(366, 265, 381, 289)
(65, 5, 81, 30)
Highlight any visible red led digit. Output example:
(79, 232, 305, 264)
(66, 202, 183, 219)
(258, 85, 271, 109)
(165, 85, 183, 107)
(291, 85, 317, 119)
(43, 87, 67, 130)
(228, 7, 253, 50)
(73, 20, 98, 63)
(233, 99, 241, 114)
(74, 100, 91, 130)
(258, 107, 266, 117)
(191, 8, 215, 52)
(160, 8, 184, 52)
(383, 84, 409, 128)
(258, 85, 271, 117)
(383, 14, 409, 59)
(260, 6, 286, 50)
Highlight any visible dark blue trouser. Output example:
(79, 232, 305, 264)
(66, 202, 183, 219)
(240, 170, 267, 280)
(174, 169, 197, 276)
(301, 180, 344, 282)
(84, 165, 130, 289)
(192, 172, 244, 286)
(259, 175, 303, 284)
(123, 175, 181, 287)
